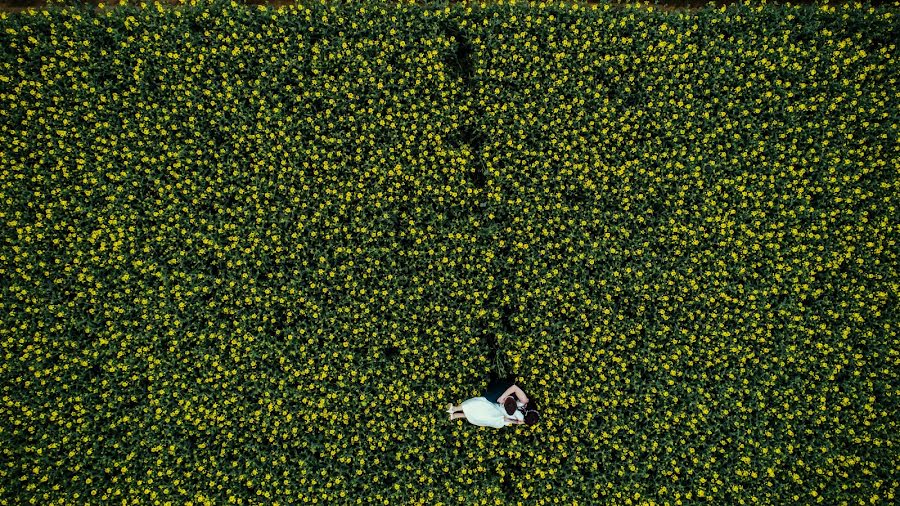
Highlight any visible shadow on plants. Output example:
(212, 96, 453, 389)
(188, 16, 206, 38)
(270, 306, 287, 337)
(495, 239, 510, 263)
(124, 377, 149, 410)
(833, 367, 849, 384)
(393, 201, 415, 249)
(458, 123, 485, 152)
(309, 97, 323, 115)
(868, 24, 900, 53)
(244, 480, 258, 498)
(471, 158, 487, 190)
(450, 123, 488, 189)
(207, 259, 221, 280)
(394, 201, 410, 228)
(483, 331, 499, 370)
(774, 292, 789, 308)
(443, 23, 474, 85)
(565, 184, 589, 206)
(500, 460, 522, 497)
(499, 305, 513, 334)
(308, 30, 321, 48)
(647, 200, 661, 219)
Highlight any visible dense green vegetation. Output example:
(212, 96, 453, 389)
(1, 0, 897, 504)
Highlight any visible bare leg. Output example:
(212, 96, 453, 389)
(451, 412, 466, 420)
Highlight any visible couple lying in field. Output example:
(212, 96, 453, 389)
(446, 376, 540, 428)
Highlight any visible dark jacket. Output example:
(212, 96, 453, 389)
(482, 375, 517, 404)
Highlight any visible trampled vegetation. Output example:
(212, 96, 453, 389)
(0, 0, 898, 504)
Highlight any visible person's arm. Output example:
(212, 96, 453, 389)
(499, 384, 529, 404)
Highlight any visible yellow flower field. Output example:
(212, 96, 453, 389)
(0, 0, 897, 504)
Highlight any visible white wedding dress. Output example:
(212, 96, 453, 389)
(460, 397, 525, 428)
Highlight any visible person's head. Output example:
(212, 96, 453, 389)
(503, 397, 518, 415)
(516, 400, 540, 426)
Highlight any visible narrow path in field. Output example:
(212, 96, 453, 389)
(445, 19, 506, 383)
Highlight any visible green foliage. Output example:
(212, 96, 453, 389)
(0, 0, 898, 504)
